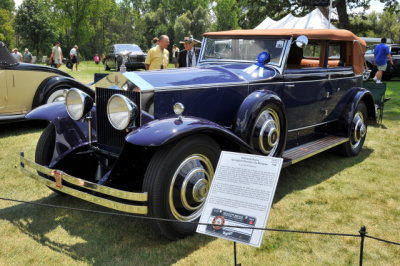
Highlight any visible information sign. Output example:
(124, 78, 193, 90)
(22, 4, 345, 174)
(197, 151, 283, 247)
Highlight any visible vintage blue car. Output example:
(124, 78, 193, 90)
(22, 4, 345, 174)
(20, 29, 376, 240)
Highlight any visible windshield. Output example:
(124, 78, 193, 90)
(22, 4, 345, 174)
(115, 44, 143, 53)
(201, 38, 287, 66)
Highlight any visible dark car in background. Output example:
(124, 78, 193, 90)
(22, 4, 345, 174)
(104, 43, 146, 71)
(21, 29, 376, 240)
(365, 44, 400, 80)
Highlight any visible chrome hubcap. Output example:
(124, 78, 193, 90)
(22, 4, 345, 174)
(253, 109, 280, 156)
(351, 111, 366, 150)
(169, 154, 214, 221)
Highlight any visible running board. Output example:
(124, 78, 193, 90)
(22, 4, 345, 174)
(282, 136, 349, 167)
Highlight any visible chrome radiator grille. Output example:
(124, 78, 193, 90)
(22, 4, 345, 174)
(96, 87, 141, 149)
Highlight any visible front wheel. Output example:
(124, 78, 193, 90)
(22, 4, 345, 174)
(338, 102, 368, 156)
(143, 135, 221, 240)
(250, 103, 285, 157)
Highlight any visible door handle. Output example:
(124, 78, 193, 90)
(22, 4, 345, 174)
(285, 84, 295, 88)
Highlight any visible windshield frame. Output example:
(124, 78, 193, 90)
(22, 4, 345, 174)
(198, 37, 290, 68)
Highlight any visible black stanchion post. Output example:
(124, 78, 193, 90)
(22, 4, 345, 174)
(359, 225, 367, 266)
(234, 242, 241, 266)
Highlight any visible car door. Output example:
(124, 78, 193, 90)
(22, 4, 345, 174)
(389, 46, 400, 75)
(0, 68, 7, 112)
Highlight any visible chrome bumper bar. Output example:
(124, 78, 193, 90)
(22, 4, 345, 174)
(19, 152, 148, 215)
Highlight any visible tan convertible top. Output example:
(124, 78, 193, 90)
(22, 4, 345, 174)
(204, 29, 366, 74)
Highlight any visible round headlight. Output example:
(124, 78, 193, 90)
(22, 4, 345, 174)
(173, 102, 185, 116)
(107, 94, 138, 130)
(65, 88, 93, 120)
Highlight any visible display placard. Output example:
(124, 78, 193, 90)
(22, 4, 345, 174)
(197, 151, 283, 247)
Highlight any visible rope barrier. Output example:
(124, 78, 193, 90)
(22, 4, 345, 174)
(1, 196, 399, 245)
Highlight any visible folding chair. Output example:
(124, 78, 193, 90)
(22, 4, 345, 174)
(363, 82, 391, 125)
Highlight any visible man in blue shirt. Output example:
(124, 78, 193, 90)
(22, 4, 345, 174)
(373, 38, 394, 83)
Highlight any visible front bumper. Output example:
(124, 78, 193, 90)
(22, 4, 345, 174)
(19, 152, 148, 215)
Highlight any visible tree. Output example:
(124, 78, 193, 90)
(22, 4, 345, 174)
(376, 11, 400, 43)
(14, 0, 58, 57)
(0, 9, 15, 48)
(192, 6, 210, 40)
(0, 0, 15, 11)
(214, 0, 240, 31)
(174, 11, 192, 46)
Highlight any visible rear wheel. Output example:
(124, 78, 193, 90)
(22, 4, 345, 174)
(338, 102, 368, 156)
(143, 135, 220, 240)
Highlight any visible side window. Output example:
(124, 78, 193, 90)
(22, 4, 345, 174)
(391, 47, 400, 55)
(286, 41, 322, 69)
(327, 42, 346, 67)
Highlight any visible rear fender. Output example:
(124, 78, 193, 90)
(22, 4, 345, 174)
(32, 76, 94, 108)
(327, 87, 376, 135)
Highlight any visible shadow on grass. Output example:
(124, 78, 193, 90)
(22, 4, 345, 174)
(0, 120, 47, 137)
(0, 194, 213, 265)
(274, 147, 373, 203)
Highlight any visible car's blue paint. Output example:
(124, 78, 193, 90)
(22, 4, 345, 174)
(125, 116, 254, 151)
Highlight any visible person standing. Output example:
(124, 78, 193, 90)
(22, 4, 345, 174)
(11, 48, 23, 62)
(172, 44, 180, 68)
(23, 48, 32, 63)
(152, 37, 159, 48)
(145, 35, 170, 70)
(70, 45, 79, 71)
(50, 41, 63, 68)
(94, 53, 100, 64)
(178, 36, 200, 68)
(373, 38, 394, 83)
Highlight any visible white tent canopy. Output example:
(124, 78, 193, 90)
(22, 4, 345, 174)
(255, 8, 337, 30)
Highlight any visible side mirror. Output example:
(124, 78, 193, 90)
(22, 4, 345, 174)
(295, 35, 308, 48)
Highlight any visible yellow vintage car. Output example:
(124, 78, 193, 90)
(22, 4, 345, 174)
(0, 41, 93, 123)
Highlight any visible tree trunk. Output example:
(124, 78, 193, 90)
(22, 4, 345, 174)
(335, 0, 349, 29)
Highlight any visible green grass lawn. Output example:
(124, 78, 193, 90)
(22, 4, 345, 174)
(0, 66, 399, 265)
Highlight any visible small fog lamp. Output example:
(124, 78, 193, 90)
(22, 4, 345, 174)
(173, 103, 185, 116)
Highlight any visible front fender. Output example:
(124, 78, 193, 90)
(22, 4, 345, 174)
(26, 102, 95, 165)
(125, 116, 256, 153)
(233, 90, 287, 143)
(32, 76, 94, 108)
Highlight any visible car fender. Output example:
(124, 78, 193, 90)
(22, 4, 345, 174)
(32, 76, 94, 108)
(125, 116, 256, 153)
(233, 90, 288, 145)
(26, 102, 95, 165)
(347, 87, 376, 124)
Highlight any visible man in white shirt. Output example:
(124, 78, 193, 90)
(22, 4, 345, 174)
(69, 45, 79, 71)
(11, 48, 23, 62)
(50, 41, 63, 68)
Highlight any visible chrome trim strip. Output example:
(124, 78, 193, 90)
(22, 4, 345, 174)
(284, 137, 349, 165)
(20, 155, 148, 214)
(288, 119, 337, 132)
